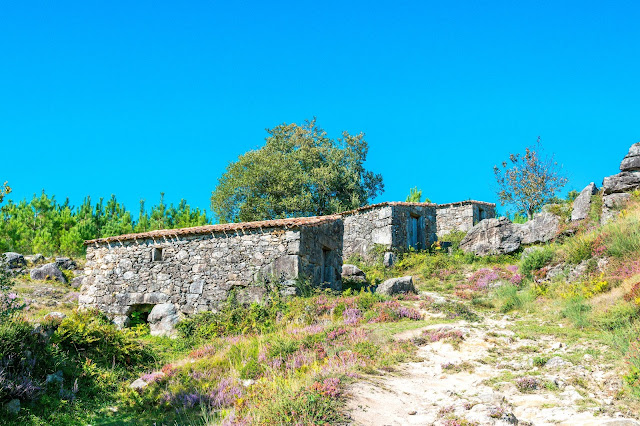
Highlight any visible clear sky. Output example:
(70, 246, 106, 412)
(2, 1, 639, 219)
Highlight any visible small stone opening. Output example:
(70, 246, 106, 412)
(151, 247, 163, 262)
(321, 247, 332, 284)
(129, 304, 154, 327)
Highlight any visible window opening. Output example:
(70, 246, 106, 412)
(152, 247, 163, 262)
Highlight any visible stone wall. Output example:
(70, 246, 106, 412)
(436, 201, 496, 237)
(79, 218, 342, 325)
(342, 203, 437, 260)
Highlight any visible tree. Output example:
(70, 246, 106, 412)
(0, 181, 10, 204)
(493, 138, 568, 219)
(405, 187, 432, 203)
(211, 119, 384, 223)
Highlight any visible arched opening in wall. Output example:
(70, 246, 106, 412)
(129, 304, 154, 327)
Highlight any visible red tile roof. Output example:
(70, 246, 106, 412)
(84, 215, 342, 245)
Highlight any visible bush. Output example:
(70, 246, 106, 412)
(592, 302, 640, 331)
(520, 247, 555, 278)
(562, 235, 594, 264)
(561, 296, 591, 329)
(492, 284, 536, 313)
(438, 231, 467, 252)
(605, 219, 640, 259)
(52, 310, 152, 367)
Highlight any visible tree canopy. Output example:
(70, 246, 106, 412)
(494, 138, 568, 219)
(210, 119, 384, 223)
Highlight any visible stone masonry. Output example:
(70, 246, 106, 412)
(341, 202, 437, 260)
(436, 201, 496, 238)
(79, 216, 342, 326)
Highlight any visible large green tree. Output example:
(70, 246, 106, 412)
(211, 119, 384, 223)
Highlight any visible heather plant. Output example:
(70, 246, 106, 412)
(0, 256, 26, 321)
(520, 246, 555, 279)
(515, 376, 539, 392)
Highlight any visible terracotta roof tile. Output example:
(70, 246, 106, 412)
(85, 215, 342, 245)
(436, 200, 496, 208)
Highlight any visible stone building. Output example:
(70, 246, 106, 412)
(79, 215, 343, 326)
(341, 202, 438, 260)
(436, 201, 496, 238)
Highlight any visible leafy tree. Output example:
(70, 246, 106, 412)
(405, 187, 432, 203)
(211, 119, 384, 223)
(0, 181, 10, 204)
(494, 138, 568, 219)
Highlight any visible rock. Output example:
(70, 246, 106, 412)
(112, 315, 130, 329)
(519, 212, 560, 245)
(24, 253, 45, 265)
(408, 410, 417, 415)
(460, 218, 521, 256)
(70, 275, 84, 288)
(43, 312, 67, 321)
(55, 257, 77, 270)
(376, 276, 415, 296)
(46, 370, 64, 384)
(602, 171, 640, 195)
(4, 399, 20, 415)
(571, 182, 598, 221)
(2, 252, 26, 269)
(341, 264, 367, 282)
(383, 252, 396, 268)
(545, 356, 572, 368)
(502, 413, 518, 424)
(30, 263, 67, 284)
(602, 420, 640, 426)
(620, 142, 640, 171)
(280, 280, 298, 297)
(602, 193, 631, 224)
(129, 378, 148, 391)
(148, 303, 180, 337)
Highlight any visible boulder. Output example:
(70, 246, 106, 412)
(545, 356, 572, 369)
(571, 182, 598, 221)
(24, 253, 45, 265)
(55, 257, 77, 270)
(129, 378, 148, 391)
(30, 263, 67, 284)
(518, 212, 560, 245)
(148, 303, 180, 337)
(602, 171, 640, 195)
(383, 252, 396, 268)
(376, 276, 415, 296)
(70, 275, 84, 289)
(620, 142, 640, 172)
(2, 252, 26, 269)
(341, 264, 367, 282)
(602, 193, 631, 224)
(460, 218, 521, 256)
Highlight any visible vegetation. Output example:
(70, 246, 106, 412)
(494, 138, 568, 219)
(0, 192, 208, 256)
(405, 187, 431, 203)
(210, 119, 384, 223)
(0, 181, 10, 204)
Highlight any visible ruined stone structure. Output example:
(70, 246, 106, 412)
(436, 201, 496, 237)
(80, 199, 495, 324)
(79, 216, 342, 326)
(341, 202, 437, 260)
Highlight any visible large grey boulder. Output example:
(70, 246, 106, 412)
(519, 212, 560, 245)
(620, 142, 640, 172)
(2, 252, 26, 270)
(55, 257, 77, 270)
(602, 171, 640, 195)
(30, 262, 67, 284)
(602, 193, 631, 224)
(460, 218, 522, 256)
(571, 183, 598, 221)
(24, 254, 45, 265)
(148, 303, 180, 337)
(342, 264, 367, 282)
(376, 276, 415, 296)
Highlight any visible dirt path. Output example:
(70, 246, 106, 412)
(347, 306, 640, 425)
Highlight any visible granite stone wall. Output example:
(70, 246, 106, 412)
(342, 203, 437, 259)
(79, 219, 342, 325)
(436, 202, 496, 237)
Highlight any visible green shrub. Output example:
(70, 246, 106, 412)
(520, 247, 555, 278)
(492, 285, 536, 313)
(438, 231, 467, 251)
(592, 302, 640, 331)
(604, 219, 640, 258)
(562, 235, 594, 264)
(588, 193, 603, 223)
(52, 310, 152, 367)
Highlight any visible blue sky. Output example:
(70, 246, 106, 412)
(2, 1, 639, 219)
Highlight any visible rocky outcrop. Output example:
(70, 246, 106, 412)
(2, 252, 26, 270)
(602, 193, 631, 224)
(459, 218, 522, 256)
(25, 254, 45, 265)
(342, 264, 367, 282)
(148, 303, 180, 337)
(619, 142, 640, 172)
(519, 212, 560, 245)
(571, 183, 598, 221)
(602, 171, 640, 195)
(30, 263, 67, 284)
(55, 257, 77, 270)
(377, 276, 415, 296)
